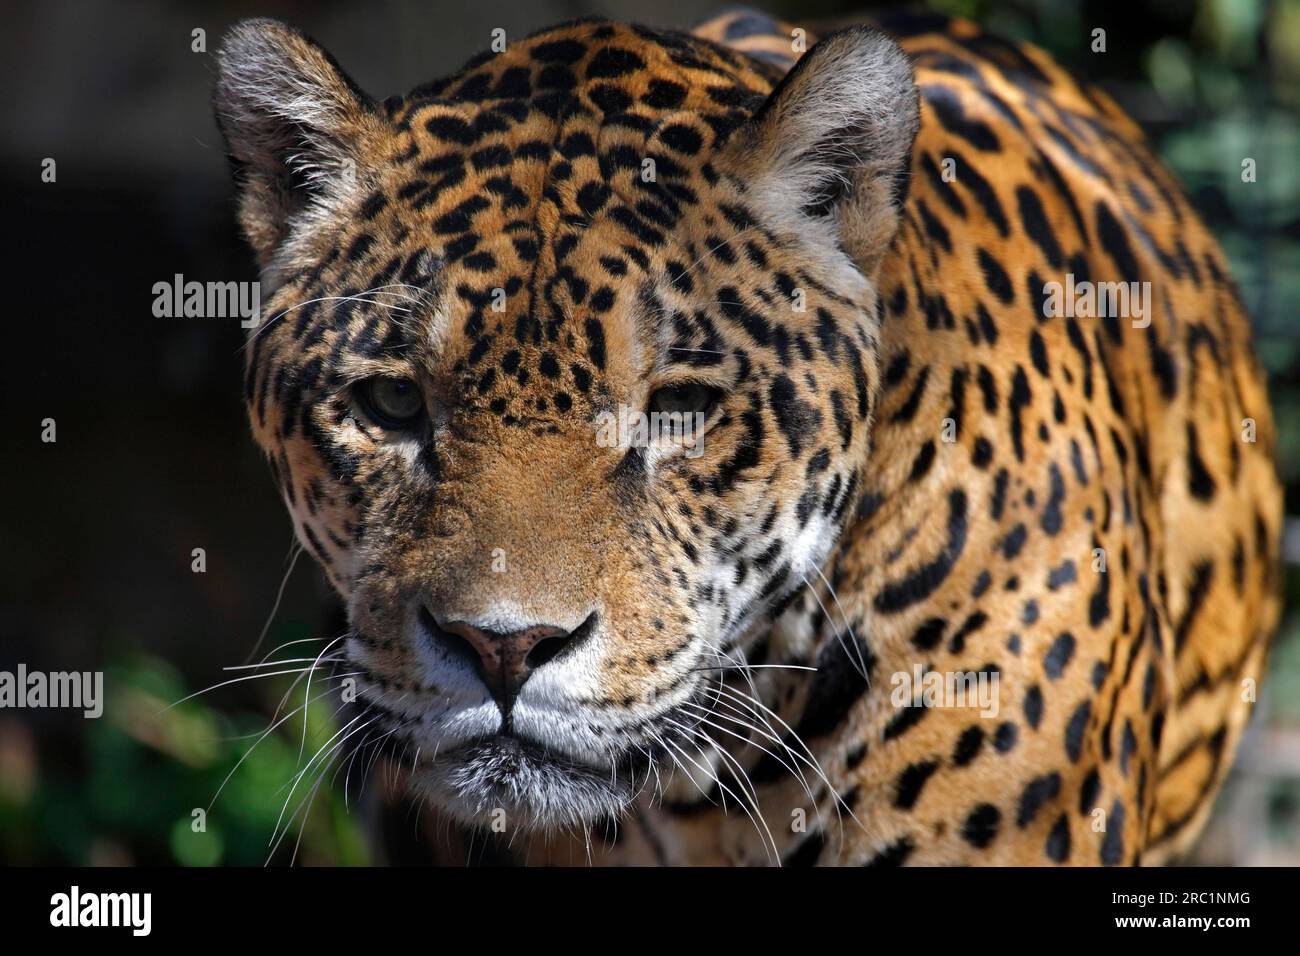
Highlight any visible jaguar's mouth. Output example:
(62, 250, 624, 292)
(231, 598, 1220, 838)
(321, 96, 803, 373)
(410, 733, 636, 830)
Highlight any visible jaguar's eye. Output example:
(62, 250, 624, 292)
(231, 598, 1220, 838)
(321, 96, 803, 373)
(356, 376, 425, 429)
(647, 382, 722, 429)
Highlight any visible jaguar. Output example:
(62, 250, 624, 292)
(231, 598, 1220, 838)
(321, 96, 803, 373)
(213, 7, 1283, 865)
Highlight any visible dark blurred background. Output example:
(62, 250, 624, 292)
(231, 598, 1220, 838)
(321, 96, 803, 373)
(2, 0, 1297, 865)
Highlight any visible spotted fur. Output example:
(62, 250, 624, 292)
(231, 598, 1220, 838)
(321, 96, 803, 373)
(215, 8, 1282, 865)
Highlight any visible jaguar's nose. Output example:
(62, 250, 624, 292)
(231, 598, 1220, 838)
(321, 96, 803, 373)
(432, 612, 597, 719)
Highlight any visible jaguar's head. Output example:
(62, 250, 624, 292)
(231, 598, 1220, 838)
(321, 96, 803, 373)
(215, 17, 917, 830)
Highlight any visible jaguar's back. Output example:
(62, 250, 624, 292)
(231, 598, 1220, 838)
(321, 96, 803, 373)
(697, 8, 1284, 864)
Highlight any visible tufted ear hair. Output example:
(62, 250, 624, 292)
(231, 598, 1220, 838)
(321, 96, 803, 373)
(723, 27, 919, 276)
(213, 19, 387, 269)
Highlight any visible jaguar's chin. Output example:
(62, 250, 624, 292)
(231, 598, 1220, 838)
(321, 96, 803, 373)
(411, 735, 634, 831)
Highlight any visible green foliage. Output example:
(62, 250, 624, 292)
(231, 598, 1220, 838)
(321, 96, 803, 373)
(0, 654, 371, 866)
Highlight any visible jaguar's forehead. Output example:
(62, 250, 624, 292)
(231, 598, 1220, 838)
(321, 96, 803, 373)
(391, 19, 779, 129)
(299, 21, 790, 421)
(375, 17, 781, 238)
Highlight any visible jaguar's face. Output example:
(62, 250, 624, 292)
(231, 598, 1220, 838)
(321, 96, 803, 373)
(217, 18, 916, 829)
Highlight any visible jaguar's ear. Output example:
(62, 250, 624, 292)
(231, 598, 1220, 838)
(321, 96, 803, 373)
(723, 27, 919, 276)
(214, 19, 387, 268)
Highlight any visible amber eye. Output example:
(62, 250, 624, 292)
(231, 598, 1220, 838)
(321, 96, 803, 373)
(356, 377, 425, 429)
(647, 382, 722, 429)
